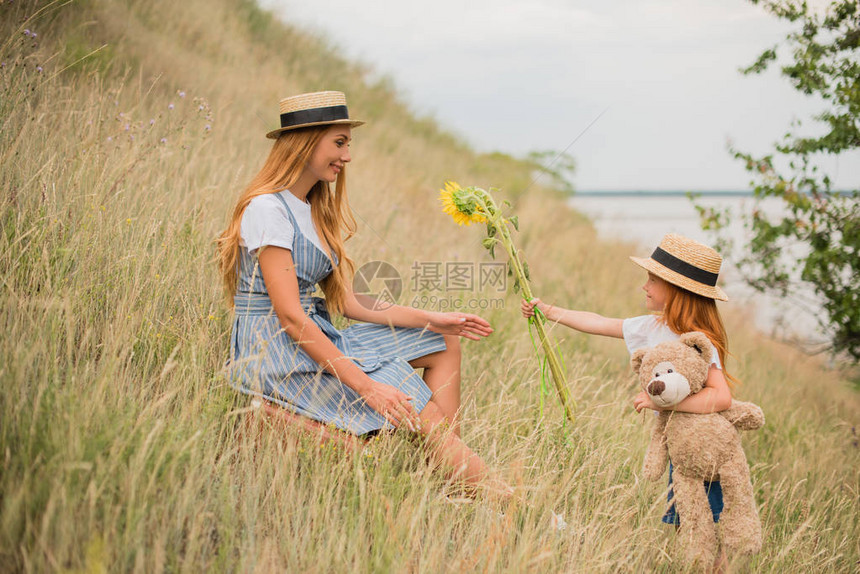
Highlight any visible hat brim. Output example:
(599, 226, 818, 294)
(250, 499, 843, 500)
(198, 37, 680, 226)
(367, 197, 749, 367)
(266, 119, 365, 139)
(630, 255, 728, 301)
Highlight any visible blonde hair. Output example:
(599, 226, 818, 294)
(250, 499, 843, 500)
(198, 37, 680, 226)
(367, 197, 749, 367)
(217, 127, 356, 314)
(659, 282, 739, 387)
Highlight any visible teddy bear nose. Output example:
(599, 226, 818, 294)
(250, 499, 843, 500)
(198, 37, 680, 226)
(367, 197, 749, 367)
(647, 380, 665, 396)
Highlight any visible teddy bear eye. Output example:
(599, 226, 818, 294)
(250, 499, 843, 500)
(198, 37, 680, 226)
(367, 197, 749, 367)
(668, 369, 673, 373)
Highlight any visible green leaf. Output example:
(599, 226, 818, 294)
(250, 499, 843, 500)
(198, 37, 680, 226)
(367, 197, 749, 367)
(705, 0, 860, 360)
(509, 215, 519, 231)
(481, 237, 496, 259)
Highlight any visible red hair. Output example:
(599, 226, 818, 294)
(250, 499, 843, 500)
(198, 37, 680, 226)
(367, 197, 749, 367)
(659, 282, 739, 387)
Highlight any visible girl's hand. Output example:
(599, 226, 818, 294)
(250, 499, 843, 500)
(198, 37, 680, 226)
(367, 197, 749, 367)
(521, 297, 552, 320)
(521, 297, 538, 318)
(426, 311, 493, 341)
(361, 380, 421, 432)
(633, 390, 661, 413)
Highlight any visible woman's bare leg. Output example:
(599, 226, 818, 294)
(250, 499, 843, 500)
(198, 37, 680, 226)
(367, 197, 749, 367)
(409, 335, 462, 436)
(417, 401, 510, 498)
(249, 398, 366, 451)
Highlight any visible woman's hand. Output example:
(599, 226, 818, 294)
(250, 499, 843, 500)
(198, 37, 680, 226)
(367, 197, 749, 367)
(425, 311, 493, 341)
(633, 390, 661, 413)
(361, 380, 422, 432)
(521, 297, 553, 320)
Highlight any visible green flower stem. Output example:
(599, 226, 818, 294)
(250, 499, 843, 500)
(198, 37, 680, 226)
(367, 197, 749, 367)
(471, 190, 576, 425)
(505, 235, 575, 425)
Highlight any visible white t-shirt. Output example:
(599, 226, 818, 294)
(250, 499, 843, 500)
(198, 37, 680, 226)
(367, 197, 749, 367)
(239, 190, 326, 255)
(622, 315, 722, 369)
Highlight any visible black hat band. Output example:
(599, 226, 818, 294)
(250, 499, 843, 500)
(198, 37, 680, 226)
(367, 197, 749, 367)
(651, 247, 719, 286)
(279, 105, 350, 129)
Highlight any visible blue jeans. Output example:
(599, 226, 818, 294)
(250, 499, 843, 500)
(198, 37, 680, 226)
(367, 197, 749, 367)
(661, 462, 723, 525)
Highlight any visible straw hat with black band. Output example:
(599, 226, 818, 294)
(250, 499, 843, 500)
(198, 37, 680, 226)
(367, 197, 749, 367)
(630, 233, 729, 301)
(266, 91, 365, 139)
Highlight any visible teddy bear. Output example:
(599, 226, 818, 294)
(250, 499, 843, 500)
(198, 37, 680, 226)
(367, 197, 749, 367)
(631, 331, 764, 566)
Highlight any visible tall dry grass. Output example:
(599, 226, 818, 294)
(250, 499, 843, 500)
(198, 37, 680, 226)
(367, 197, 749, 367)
(1, 0, 858, 572)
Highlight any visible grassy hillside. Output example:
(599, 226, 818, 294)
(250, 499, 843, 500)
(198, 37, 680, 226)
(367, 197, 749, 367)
(1, 0, 858, 572)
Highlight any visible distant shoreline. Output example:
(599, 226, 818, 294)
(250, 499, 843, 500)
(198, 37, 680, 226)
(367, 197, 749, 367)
(573, 190, 855, 197)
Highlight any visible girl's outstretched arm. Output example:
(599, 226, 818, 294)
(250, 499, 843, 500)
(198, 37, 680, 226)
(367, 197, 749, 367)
(633, 365, 732, 414)
(522, 298, 623, 339)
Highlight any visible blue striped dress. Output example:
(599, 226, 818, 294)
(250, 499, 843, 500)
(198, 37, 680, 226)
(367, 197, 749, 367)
(228, 192, 446, 435)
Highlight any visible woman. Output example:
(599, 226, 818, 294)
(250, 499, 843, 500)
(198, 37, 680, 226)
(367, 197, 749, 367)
(218, 91, 505, 492)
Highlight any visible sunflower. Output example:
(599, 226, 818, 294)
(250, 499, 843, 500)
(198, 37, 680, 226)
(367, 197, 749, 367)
(437, 180, 574, 424)
(439, 181, 487, 225)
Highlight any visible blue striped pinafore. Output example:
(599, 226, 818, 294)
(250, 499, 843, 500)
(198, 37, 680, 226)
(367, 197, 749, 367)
(228, 193, 446, 435)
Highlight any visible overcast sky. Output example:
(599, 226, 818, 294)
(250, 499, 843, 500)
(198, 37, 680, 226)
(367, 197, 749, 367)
(260, 0, 859, 191)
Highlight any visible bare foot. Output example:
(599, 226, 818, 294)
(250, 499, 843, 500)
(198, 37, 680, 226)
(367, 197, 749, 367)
(712, 546, 727, 574)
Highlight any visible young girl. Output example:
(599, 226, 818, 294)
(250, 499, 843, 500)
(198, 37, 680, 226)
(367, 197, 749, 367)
(218, 91, 508, 495)
(522, 233, 735, 564)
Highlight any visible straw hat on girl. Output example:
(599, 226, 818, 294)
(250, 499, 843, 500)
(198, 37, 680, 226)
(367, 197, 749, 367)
(630, 233, 729, 301)
(266, 90, 365, 139)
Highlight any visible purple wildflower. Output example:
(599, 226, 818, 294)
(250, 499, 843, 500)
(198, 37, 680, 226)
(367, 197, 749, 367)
(36, 66, 42, 73)
(168, 103, 174, 110)
(204, 124, 211, 131)
(23, 29, 30, 36)
(149, 119, 155, 126)
(107, 136, 113, 142)
(160, 138, 167, 144)
(179, 91, 186, 98)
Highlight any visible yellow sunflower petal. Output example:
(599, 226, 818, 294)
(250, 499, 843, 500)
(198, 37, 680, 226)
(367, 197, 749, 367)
(439, 181, 487, 226)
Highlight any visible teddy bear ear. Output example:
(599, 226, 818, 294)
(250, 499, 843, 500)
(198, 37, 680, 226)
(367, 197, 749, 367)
(631, 349, 647, 374)
(679, 331, 713, 364)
